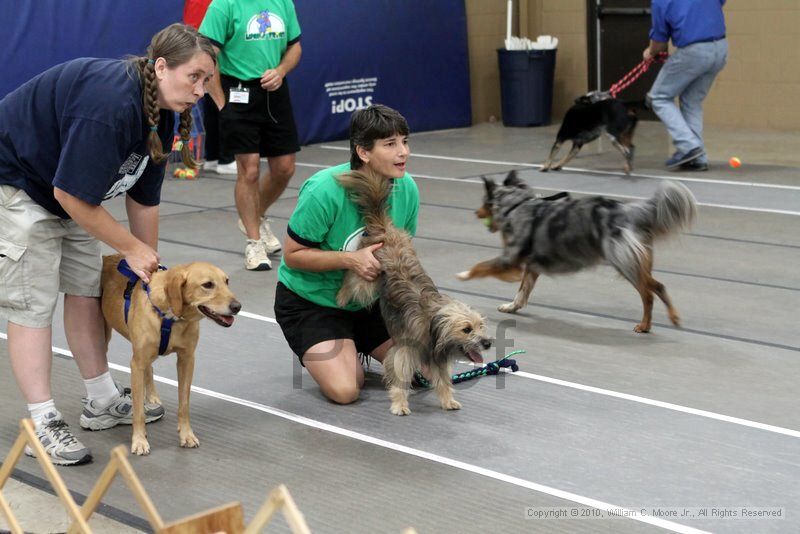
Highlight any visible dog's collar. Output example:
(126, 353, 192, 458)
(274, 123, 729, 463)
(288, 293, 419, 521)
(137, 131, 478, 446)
(117, 259, 175, 355)
(491, 191, 570, 227)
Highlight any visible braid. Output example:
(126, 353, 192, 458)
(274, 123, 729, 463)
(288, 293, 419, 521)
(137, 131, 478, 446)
(142, 58, 168, 164)
(178, 110, 199, 169)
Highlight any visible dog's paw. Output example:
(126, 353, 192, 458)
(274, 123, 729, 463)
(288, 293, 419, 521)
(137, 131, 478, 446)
(668, 312, 681, 327)
(540, 166, 550, 173)
(441, 399, 462, 411)
(551, 166, 563, 172)
(456, 271, 471, 281)
(390, 403, 411, 416)
(180, 431, 200, 448)
(633, 323, 651, 333)
(497, 303, 520, 314)
(131, 437, 151, 456)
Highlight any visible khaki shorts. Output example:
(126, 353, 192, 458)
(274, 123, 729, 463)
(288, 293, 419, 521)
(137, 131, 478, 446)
(0, 185, 101, 328)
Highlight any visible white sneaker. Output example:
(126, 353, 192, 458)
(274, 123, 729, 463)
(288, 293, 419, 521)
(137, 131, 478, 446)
(79, 381, 164, 430)
(237, 217, 282, 254)
(25, 410, 92, 466)
(259, 219, 282, 254)
(244, 239, 272, 271)
(216, 161, 238, 175)
(203, 160, 218, 172)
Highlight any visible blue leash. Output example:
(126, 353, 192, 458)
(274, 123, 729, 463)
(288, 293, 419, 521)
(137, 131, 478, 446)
(413, 350, 524, 387)
(116, 259, 173, 355)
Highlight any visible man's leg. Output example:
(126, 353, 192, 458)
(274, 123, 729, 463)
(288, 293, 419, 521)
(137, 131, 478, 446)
(678, 41, 728, 165)
(235, 153, 263, 241)
(254, 154, 295, 253)
(257, 153, 296, 217)
(235, 153, 271, 270)
(648, 47, 708, 157)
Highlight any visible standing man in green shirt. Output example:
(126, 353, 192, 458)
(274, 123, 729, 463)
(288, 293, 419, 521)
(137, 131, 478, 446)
(200, 0, 302, 270)
(274, 105, 419, 405)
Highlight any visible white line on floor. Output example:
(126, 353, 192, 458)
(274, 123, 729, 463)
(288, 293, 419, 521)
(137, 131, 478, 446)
(302, 155, 800, 216)
(100, 306, 800, 438)
(318, 144, 800, 191)
(240, 304, 800, 438)
(512, 369, 800, 439)
(8, 300, 797, 441)
(0, 332, 707, 534)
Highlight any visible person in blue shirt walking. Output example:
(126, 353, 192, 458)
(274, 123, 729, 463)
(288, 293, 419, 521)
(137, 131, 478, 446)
(644, 0, 728, 171)
(0, 24, 216, 465)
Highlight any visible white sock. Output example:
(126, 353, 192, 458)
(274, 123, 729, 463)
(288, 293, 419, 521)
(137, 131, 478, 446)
(84, 371, 119, 407)
(28, 399, 58, 427)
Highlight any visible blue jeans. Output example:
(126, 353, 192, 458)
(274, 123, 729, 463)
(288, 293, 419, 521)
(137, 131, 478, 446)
(648, 39, 728, 164)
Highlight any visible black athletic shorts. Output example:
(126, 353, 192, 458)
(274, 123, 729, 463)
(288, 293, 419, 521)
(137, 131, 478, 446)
(274, 282, 391, 365)
(219, 74, 300, 158)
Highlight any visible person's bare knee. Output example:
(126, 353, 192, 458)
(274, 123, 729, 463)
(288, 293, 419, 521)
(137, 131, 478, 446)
(322, 383, 360, 404)
(236, 155, 260, 184)
(267, 156, 295, 183)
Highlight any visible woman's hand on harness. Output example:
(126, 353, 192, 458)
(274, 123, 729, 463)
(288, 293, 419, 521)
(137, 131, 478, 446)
(347, 243, 383, 281)
(124, 243, 160, 284)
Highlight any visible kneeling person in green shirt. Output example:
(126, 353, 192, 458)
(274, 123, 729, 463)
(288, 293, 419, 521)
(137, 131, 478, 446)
(274, 105, 418, 404)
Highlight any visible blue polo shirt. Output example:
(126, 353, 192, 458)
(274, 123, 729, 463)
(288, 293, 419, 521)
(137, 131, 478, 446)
(650, 0, 726, 48)
(0, 58, 174, 218)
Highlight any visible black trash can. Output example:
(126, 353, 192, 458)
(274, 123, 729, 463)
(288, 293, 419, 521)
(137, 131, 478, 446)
(497, 49, 557, 126)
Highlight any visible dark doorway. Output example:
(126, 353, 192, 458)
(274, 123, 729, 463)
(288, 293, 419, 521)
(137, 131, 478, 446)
(587, 0, 661, 119)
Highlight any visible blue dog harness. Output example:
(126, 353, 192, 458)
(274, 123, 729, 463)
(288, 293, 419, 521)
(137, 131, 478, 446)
(116, 259, 173, 355)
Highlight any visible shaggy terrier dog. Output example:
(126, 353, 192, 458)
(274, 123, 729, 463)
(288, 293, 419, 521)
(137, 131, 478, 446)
(336, 170, 492, 415)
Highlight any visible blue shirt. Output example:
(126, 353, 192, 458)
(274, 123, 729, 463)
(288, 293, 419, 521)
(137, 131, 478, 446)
(0, 58, 174, 218)
(650, 0, 726, 48)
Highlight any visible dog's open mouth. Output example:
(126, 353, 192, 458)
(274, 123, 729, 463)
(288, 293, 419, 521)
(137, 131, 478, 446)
(199, 305, 235, 327)
(464, 350, 484, 364)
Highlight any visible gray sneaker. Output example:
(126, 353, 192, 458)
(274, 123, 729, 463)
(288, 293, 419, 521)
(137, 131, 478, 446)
(259, 219, 282, 254)
(80, 381, 165, 431)
(237, 216, 282, 254)
(25, 411, 92, 466)
(244, 239, 272, 271)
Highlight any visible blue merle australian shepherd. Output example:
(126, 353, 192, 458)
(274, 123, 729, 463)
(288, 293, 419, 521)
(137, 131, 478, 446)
(457, 171, 697, 333)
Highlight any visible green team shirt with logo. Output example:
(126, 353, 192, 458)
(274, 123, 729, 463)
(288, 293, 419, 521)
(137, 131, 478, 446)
(278, 162, 420, 311)
(200, 0, 301, 80)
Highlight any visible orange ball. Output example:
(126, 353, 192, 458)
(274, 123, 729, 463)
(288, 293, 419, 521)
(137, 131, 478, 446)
(185, 169, 197, 180)
(729, 157, 741, 168)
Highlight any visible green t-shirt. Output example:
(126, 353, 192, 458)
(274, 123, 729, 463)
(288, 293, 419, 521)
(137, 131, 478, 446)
(200, 0, 301, 80)
(278, 162, 420, 311)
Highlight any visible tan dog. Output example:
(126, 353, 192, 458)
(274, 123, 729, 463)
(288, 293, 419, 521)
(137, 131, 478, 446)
(101, 254, 240, 455)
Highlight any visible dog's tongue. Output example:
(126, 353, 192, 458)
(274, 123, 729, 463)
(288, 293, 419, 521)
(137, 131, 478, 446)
(466, 350, 484, 364)
(219, 315, 235, 327)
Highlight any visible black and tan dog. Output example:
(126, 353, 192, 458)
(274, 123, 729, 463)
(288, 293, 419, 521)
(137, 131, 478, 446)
(457, 171, 697, 333)
(101, 254, 240, 455)
(335, 170, 492, 415)
(541, 95, 641, 174)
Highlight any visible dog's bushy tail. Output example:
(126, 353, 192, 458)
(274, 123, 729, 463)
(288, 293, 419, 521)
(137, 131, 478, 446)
(336, 169, 393, 236)
(630, 181, 697, 239)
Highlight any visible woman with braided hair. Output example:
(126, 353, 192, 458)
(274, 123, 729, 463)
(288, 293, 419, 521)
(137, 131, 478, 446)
(0, 23, 215, 465)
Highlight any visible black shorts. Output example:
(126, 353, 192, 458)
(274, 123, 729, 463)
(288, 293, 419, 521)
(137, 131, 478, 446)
(274, 282, 390, 365)
(219, 74, 300, 158)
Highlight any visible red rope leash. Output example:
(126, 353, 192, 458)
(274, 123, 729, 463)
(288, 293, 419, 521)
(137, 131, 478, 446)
(609, 52, 668, 98)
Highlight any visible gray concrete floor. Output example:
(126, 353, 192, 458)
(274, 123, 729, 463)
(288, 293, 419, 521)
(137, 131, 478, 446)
(2, 120, 799, 533)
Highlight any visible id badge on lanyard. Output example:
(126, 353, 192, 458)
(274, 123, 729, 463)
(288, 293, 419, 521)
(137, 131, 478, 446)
(229, 83, 250, 104)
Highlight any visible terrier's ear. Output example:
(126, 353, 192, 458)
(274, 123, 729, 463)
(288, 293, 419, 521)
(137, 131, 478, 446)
(503, 170, 525, 188)
(165, 269, 187, 318)
(481, 176, 496, 199)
